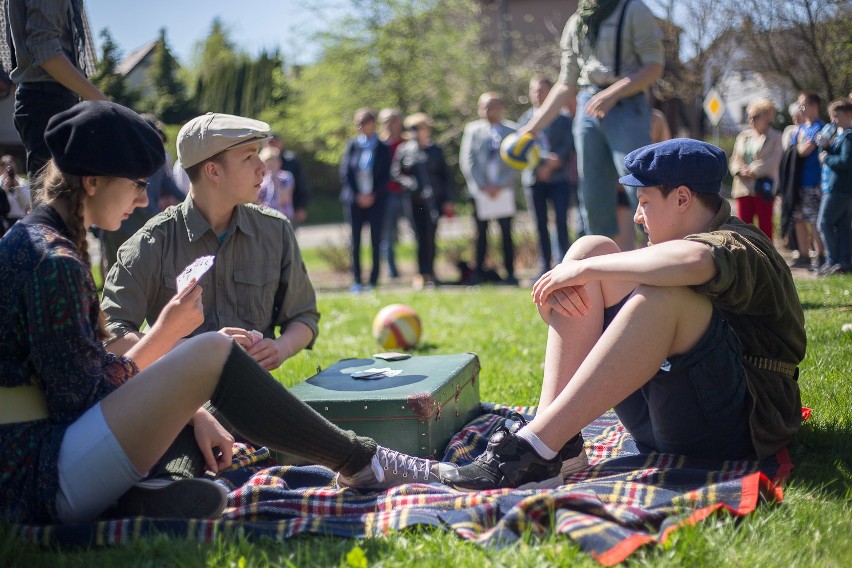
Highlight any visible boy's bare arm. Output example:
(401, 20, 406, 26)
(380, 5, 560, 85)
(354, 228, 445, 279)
(533, 240, 716, 310)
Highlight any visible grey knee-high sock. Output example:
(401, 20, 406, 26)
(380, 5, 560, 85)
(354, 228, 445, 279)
(147, 425, 208, 481)
(210, 343, 376, 476)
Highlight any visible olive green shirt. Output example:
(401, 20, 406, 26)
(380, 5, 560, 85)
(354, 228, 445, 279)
(558, 0, 664, 87)
(685, 199, 805, 459)
(102, 198, 319, 345)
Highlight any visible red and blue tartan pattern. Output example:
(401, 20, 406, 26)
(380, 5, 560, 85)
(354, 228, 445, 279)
(11, 405, 788, 565)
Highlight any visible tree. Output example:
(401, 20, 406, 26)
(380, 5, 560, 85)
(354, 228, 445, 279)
(648, 0, 851, 109)
(274, 0, 491, 168)
(90, 29, 138, 108)
(139, 28, 193, 123)
(189, 19, 287, 117)
(725, 0, 850, 103)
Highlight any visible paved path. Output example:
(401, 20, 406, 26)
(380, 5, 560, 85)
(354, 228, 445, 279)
(293, 211, 536, 249)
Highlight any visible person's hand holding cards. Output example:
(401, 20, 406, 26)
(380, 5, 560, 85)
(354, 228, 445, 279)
(176, 255, 215, 299)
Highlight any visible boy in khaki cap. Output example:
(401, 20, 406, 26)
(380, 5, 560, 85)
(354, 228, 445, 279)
(100, 114, 447, 496)
(102, 112, 319, 372)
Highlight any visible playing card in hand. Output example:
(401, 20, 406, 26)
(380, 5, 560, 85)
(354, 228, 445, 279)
(176, 255, 215, 296)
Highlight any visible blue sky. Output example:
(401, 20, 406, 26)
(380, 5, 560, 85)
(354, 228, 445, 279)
(85, 0, 350, 66)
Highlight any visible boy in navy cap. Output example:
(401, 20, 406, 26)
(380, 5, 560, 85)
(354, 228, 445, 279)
(441, 138, 806, 491)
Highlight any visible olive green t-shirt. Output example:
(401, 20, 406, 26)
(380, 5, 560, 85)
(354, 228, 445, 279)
(686, 200, 805, 459)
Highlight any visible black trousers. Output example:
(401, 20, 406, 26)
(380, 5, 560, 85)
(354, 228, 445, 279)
(475, 214, 514, 278)
(349, 199, 386, 286)
(14, 83, 79, 180)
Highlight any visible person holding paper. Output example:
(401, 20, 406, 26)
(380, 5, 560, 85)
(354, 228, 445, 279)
(102, 112, 319, 372)
(459, 92, 520, 285)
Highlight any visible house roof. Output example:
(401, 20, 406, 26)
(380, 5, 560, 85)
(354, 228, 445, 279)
(117, 40, 159, 76)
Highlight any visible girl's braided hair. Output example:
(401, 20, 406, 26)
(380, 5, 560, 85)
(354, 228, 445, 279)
(34, 161, 111, 340)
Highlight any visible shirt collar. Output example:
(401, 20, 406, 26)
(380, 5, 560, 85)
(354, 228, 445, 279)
(181, 197, 256, 243)
(707, 198, 732, 231)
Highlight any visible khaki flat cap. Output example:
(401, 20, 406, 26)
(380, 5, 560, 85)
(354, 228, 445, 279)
(177, 112, 271, 168)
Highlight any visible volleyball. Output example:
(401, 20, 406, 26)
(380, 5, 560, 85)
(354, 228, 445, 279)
(372, 304, 422, 350)
(500, 131, 540, 170)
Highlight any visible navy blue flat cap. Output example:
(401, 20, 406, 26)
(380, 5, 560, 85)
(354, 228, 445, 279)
(618, 138, 727, 194)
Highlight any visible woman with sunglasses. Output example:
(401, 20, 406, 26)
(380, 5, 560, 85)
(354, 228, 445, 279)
(729, 98, 783, 240)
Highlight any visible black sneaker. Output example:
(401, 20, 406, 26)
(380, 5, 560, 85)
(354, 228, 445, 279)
(111, 478, 228, 519)
(439, 427, 562, 491)
(558, 433, 589, 480)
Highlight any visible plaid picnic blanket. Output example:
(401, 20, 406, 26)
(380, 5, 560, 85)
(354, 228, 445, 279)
(12, 404, 790, 565)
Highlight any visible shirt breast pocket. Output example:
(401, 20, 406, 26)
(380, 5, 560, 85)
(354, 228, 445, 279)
(233, 264, 279, 325)
(162, 269, 179, 301)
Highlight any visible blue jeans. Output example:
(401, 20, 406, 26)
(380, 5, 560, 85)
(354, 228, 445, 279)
(381, 191, 411, 277)
(14, 83, 80, 180)
(817, 191, 852, 269)
(574, 90, 651, 237)
(524, 180, 573, 272)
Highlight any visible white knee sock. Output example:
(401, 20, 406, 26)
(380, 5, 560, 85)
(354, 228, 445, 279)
(516, 426, 558, 460)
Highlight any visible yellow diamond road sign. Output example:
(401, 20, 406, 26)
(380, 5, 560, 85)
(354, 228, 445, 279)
(703, 88, 726, 126)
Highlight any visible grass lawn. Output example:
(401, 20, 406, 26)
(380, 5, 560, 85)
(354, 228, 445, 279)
(3, 275, 851, 567)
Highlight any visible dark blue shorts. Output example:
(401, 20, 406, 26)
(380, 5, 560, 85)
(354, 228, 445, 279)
(603, 294, 755, 459)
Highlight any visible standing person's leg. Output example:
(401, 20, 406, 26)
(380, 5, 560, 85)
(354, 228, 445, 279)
(755, 197, 774, 241)
(382, 193, 402, 278)
(601, 93, 652, 226)
(793, 219, 810, 260)
(349, 203, 365, 286)
(574, 90, 620, 237)
(14, 85, 80, 181)
(736, 196, 757, 229)
(837, 194, 852, 270)
(474, 213, 489, 278)
(422, 206, 438, 281)
(614, 186, 636, 251)
(529, 183, 552, 273)
(410, 196, 431, 277)
(801, 187, 825, 265)
(498, 215, 515, 282)
(550, 181, 571, 261)
(817, 191, 840, 267)
(368, 200, 385, 286)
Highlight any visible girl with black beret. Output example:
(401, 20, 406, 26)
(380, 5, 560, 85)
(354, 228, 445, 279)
(0, 101, 444, 524)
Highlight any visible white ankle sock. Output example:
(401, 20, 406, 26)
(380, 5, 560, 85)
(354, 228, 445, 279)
(516, 427, 558, 460)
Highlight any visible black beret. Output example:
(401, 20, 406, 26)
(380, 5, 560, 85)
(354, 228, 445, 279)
(45, 101, 165, 179)
(618, 138, 728, 194)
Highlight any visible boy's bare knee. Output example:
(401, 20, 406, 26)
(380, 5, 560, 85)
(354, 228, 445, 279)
(563, 235, 620, 262)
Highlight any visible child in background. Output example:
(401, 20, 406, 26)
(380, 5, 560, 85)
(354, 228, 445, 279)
(257, 146, 295, 219)
(815, 99, 852, 275)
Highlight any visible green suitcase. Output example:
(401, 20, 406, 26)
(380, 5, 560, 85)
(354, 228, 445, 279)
(279, 353, 481, 463)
